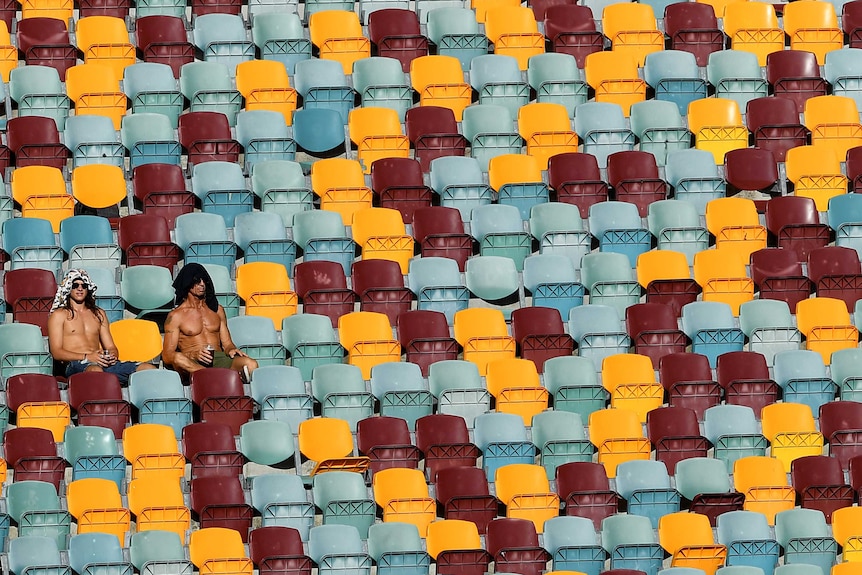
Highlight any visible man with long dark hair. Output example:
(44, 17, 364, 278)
(47, 268, 155, 383)
(162, 263, 257, 381)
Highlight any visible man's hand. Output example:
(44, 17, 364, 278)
(227, 348, 248, 358)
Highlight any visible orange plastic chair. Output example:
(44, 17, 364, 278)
(692, 249, 753, 315)
(600, 353, 663, 422)
(76, 16, 136, 77)
(587, 407, 651, 477)
(453, 308, 516, 376)
(687, 97, 749, 164)
(348, 107, 409, 174)
(308, 10, 370, 74)
(783, 0, 842, 64)
(338, 311, 401, 378)
(733, 455, 796, 524)
(760, 402, 823, 473)
(485, 358, 548, 425)
(410, 55, 471, 121)
(351, 207, 414, 274)
(722, 1, 782, 65)
(235, 59, 297, 125)
(804, 95, 862, 159)
(602, 2, 664, 66)
(517, 102, 578, 168)
(785, 144, 848, 211)
(65, 62, 127, 129)
(309, 158, 373, 225)
(704, 197, 767, 259)
(583, 51, 646, 116)
(658, 512, 727, 575)
(796, 296, 858, 364)
(483, 5, 545, 69)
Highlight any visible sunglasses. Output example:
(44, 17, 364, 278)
(71, 281, 88, 289)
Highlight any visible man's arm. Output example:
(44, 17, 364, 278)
(47, 310, 110, 366)
(217, 306, 247, 358)
(162, 311, 207, 371)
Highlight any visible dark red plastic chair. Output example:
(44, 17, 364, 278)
(645, 406, 708, 473)
(369, 157, 433, 224)
(3, 426, 65, 489)
(411, 206, 473, 271)
(511, 306, 575, 373)
(188, 368, 253, 435)
(555, 461, 620, 529)
(724, 148, 779, 197)
(356, 415, 421, 474)
(435, 466, 499, 535)
(624, 302, 687, 369)
(292, 260, 356, 327)
(16, 17, 76, 79)
(3, 268, 57, 335)
(543, 4, 604, 67)
(132, 163, 195, 227)
(716, 350, 779, 415)
(404, 106, 468, 172)
(606, 151, 668, 217)
(178, 111, 241, 167)
(821, 400, 862, 469)
(6, 116, 68, 169)
(79, 0, 130, 18)
(190, 475, 253, 540)
(745, 97, 808, 162)
(547, 152, 609, 218)
(249, 525, 311, 575)
(808, 245, 862, 311)
(351, 259, 411, 325)
(663, 2, 724, 66)
(182, 420, 244, 479)
(67, 371, 131, 439)
(367, 8, 429, 72)
(749, 247, 813, 312)
(117, 213, 181, 269)
(190, 0, 241, 17)
(486, 518, 551, 575)
(844, 0, 862, 47)
(135, 15, 195, 78)
(396, 309, 459, 376)
(847, 146, 862, 193)
(765, 50, 828, 114)
(414, 413, 480, 480)
(765, 195, 830, 262)
(791, 454, 854, 522)
(657, 352, 721, 420)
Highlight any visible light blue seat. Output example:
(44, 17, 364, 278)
(772, 349, 836, 415)
(407, 256, 469, 324)
(529, 201, 590, 269)
(9, 65, 70, 129)
(702, 404, 767, 472)
(527, 52, 587, 118)
(774, 508, 837, 575)
(190, 161, 253, 226)
(293, 59, 355, 123)
(202, 263, 240, 319)
(573, 101, 635, 168)
(629, 100, 692, 167)
(127, 369, 190, 438)
(737, 299, 800, 366)
(304, 0, 356, 20)
(470, 203, 531, 271)
(239, 419, 295, 465)
(706, 49, 769, 109)
(465, 255, 520, 303)
(129, 530, 187, 574)
(192, 13, 254, 70)
(828, 192, 862, 259)
(773, 566, 823, 575)
(63, 115, 124, 169)
(2, 217, 63, 279)
(567, 304, 630, 371)
(824, 48, 862, 111)
(179, 60, 242, 125)
(542, 355, 607, 421)
(68, 532, 127, 575)
(673, 457, 734, 502)
(831, 347, 862, 400)
(135, 0, 185, 16)
(473, 411, 535, 480)
(232, 211, 296, 273)
(369, 361, 432, 430)
(291, 209, 355, 275)
(366, 522, 430, 575)
(542, 515, 606, 575)
(63, 425, 125, 487)
(82, 266, 122, 323)
(522, 253, 584, 318)
(312, 471, 375, 539)
(8, 536, 68, 575)
(352, 57, 411, 121)
(251, 12, 311, 73)
(427, 359, 490, 427)
(120, 264, 175, 318)
(123, 62, 183, 127)
(310, 363, 373, 431)
(579, 252, 641, 317)
(281, 313, 345, 382)
(680, 301, 744, 367)
(250, 365, 312, 429)
(251, 160, 313, 223)
(646, 199, 709, 265)
(425, 7, 489, 70)
(175, 212, 237, 269)
(251, 473, 314, 540)
(461, 103, 521, 172)
(59, 214, 121, 270)
(307, 524, 372, 575)
(469, 54, 529, 116)
(614, 459, 680, 528)
(658, 569, 706, 575)
(600, 513, 664, 575)
(588, 201, 652, 267)
(428, 155, 494, 219)
(121, 112, 181, 168)
(716, 510, 780, 573)
(227, 315, 287, 366)
(664, 149, 726, 214)
(236, 110, 296, 172)
(531, 410, 592, 479)
(291, 108, 347, 154)
(644, 50, 708, 115)
(6, 481, 70, 551)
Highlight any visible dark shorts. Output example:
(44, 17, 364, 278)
(211, 351, 234, 369)
(66, 360, 139, 384)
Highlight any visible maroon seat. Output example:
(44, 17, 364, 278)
(356, 415, 421, 474)
(135, 15, 195, 78)
(249, 525, 311, 575)
(657, 352, 721, 420)
(414, 413, 480, 481)
(3, 426, 65, 489)
(188, 368, 253, 436)
(749, 247, 813, 312)
(117, 213, 181, 269)
(395, 309, 459, 376)
(435, 466, 498, 535)
(3, 268, 56, 335)
(132, 163, 195, 227)
(411, 206, 473, 271)
(724, 148, 779, 196)
(821, 400, 862, 469)
(404, 106, 468, 172)
(6, 116, 68, 169)
(367, 8, 429, 72)
(351, 259, 411, 325)
(67, 371, 131, 439)
(624, 302, 687, 369)
(745, 97, 809, 162)
(716, 350, 779, 415)
(178, 111, 241, 167)
(766, 49, 828, 114)
(292, 260, 356, 327)
(182, 420, 244, 479)
(847, 145, 862, 193)
(765, 195, 830, 262)
(543, 4, 604, 67)
(844, 0, 862, 48)
(78, 0, 130, 17)
(510, 306, 574, 373)
(663, 1, 724, 66)
(791, 454, 854, 522)
(645, 405, 708, 473)
(554, 461, 620, 529)
(486, 518, 551, 575)
(190, 475, 253, 540)
(606, 151, 667, 217)
(530, 0, 576, 19)
(547, 152, 609, 218)
(369, 157, 433, 224)
(190, 0, 241, 17)
(16, 17, 76, 80)
(808, 245, 862, 311)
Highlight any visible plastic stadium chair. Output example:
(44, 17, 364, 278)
(527, 52, 588, 118)
(583, 52, 646, 117)
(783, 0, 842, 64)
(410, 55, 471, 121)
(573, 101, 636, 168)
(745, 97, 809, 162)
(601, 514, 664, 574)
(425, 361, 490, 427)
(6, 115, 67, 169)
(135, 15, 194, 77)
(774, 508, 837, 573)
(674, 457, 742, 526)
(804, 95, 862, 159)
(766, 50, 828, 114)
(687, 97, 749, 164)
(16, 17, 76, 80)
(615, 459, 681, 527)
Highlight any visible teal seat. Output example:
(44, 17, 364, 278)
(681, 301, 744, 367)
(233, 211, 296, 273)
(68, 532, 127, 575)
(830, 347, 862, 400)
(174, 212, 237, 269)
(706, 49, 769, 110)
(251, 160, 313, 224)
(251, 12, 311, 73)
(179, 61, 242, 125)
(293, 59, 355, 123)
(128, 369, 191, 438)
(236, 110, 297, 172)
(473, 411, 535, 480)
(310, 363, 373, 430)
(716, 510, 780, 573)
(825, 48, 862, 110)
(291, 209, 355, 274)
(227, 315, 287, 366)
(644, 50, 708, 115)
(774, 508, 837, 575)
(8, 536, 68, 575)
(469, 54, 529, 117)
(251, 473, 314, 540)
(0, 323, 53, 382)
(664, 149, 726, 214)
(2, 217, 63, 280)
(9, 65, 70, 129)
(673, 457, 735, 505)
(121, 112, 181, 169)
(63, 115, 124, 169)
(369, 361, 432, 430)
(470, 204, 531, 271)
(600, 514, 664, 575)
(366, 522, 430, 575)
(827, 192, 862, 259)
(59, 215, 121, 271)
(774, 566, 823, 575)
(542, 355, 607, 421)
(573, 101, 635, 168)
(304, 0, 356, 20)
(192, 13, 254, 70)
(530, 201, 591, 270)
(527, 52, 587, 118)
(589, 201, 651, 267)
(191, 161, 253, 226)
(531, 410, 592, 480)
(465, 255, 520, 303)
(522, 253, 584, 318)
(281, 313, 345, 382)
(353, 57, 412, 121)
(425, 7, 489, 70)
(129, 530, 187, 572)
(6, 481, 70, 550)
(568, 304, 631, 371)
(291, 108, 347, 154)
(703, 404, 767, 472)
(202, 263, 240, 319)
(239, 420, 295, 466)
(63, 426, 125, 487)
(428, 155, 494, 219)
(646, 199, 709, 265)
(460, 104, 521, 172)
(406, 256, 469, 324)
(427, 359, 490, 427)
(307, 524, 372, 575)
(249, 365, 312, 428)
(312, 471, 376, 539)
(580, 252, 641, 317)
(120, 264, 174, 319)
(543, 515, 606, 575)
(629, 99, 692, 167)
(135, 0, 185, 17)
(772, 349, 836, 416)
(615, 459, 681, 528)
(123, 62, 183, 127)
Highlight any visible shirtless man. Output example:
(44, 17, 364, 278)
(48, 268, 156, 383)
(162, 262, 257, 381)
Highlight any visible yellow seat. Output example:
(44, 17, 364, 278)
(722, 1, 783, 65)
(805, 95, 862, 159)
(310, 158, 373, 225)
(832, 506, 862, 561)
(687, 98, 749, 164)
(704, 197, 767, 259)
(761, 401, 823, 473)
(785, 144, 848, 211)
(600, 353, 663, 422)
(351, 207, 414, 274)
(484, 6, 545, 70)
(65, 63, 127, 129)
(11, 165, 73, 233)
(130, 451, 186, 480)
(587, 407, 651, 478)
(658, 512, 727, 575)
(235, 60, 297, 126)
(692, 249, 753, 315)
(17, 401, 70, 442)
(410, 55, 472, 121)
(516, 102, 577, 168)
(782, 0, 842, 65)
(0, 21, 17, 82)
(21, 194, 74, 234)
(297, 417, 370, 475)
(308, 10, 370, 74)
(110, 318, 163, 362)
(733, 455, 796, 524)
(602, 3, 664, 67)
(348, 107, 409, 174)
(453, 308, 516, 376)
(834, 563, 862, 574)
(338, 310, 400, 378)
(21, 0, 72, 22)
(583, 51, 646, 116)
(127, 477, 187, 530)
(636, 249, 691, 288)
(485, 358, 548, 425)
(796, 296, 858, 364)
(123, 423, 181, 465)
(488, 153, 544, 192)
(76, 16, 135, 78)
(71, 164, 127, 210)
(494, 463, 560, 533)
(66, 477, 130, 544)
(189, 527, 248, 569)
(472, 0, 519, 22)
(372, 468, 436, 536)
(235, 262, 297, 326)
(425, 519, 483, 559)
